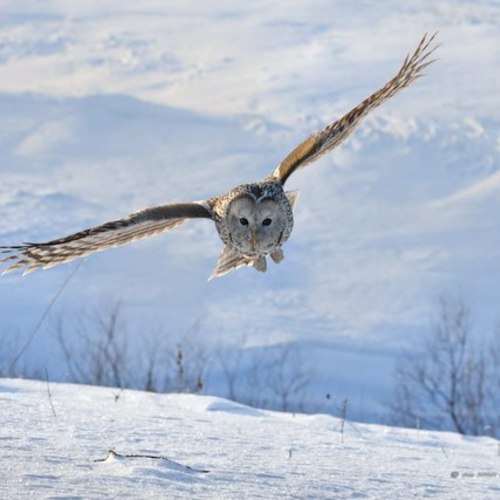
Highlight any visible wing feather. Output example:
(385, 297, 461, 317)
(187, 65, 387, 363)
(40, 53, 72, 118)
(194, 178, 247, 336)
(1, 201, 212, 275)
(272, 33, 438, 184)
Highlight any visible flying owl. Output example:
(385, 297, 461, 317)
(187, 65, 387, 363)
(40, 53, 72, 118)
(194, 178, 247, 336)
(1, 34, 436, 280)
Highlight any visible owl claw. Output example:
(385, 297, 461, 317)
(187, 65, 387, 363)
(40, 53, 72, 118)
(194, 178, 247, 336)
(252, 256, 267, 272)
(270, 248, 284, 264)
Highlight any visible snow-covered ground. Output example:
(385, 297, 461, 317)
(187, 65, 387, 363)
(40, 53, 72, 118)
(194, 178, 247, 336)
(1, 1, 499, 422)
(1, 378, 499, 499)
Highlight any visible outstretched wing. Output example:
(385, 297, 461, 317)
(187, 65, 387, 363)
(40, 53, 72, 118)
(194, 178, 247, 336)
(271, 33, 438, 184)
(1, 202, 213, 275)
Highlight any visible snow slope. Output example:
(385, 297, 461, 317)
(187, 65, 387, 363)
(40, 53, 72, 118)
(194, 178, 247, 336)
(0, 1, 499, 422)
(1, 379, 499, 499)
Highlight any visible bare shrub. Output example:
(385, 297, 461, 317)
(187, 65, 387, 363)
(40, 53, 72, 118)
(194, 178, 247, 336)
(218, 342, 311, 412)
(56, 304, 209, 394)
(390, 295, 500, 436)
(57, 302, 131, 388)
(12, 301, 310, 413)
(217, 344, 244, 402)
(0, 331, 45, 379)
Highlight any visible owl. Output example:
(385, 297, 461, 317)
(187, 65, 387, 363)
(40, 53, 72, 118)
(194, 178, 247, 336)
(1, 34, 436, 280)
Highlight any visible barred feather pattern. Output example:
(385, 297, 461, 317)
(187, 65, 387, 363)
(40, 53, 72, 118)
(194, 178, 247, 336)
(1, 202, 212, 275)
(272, 33, 438, 184)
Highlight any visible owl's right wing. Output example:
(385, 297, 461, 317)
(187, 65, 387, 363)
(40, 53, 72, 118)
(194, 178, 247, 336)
(271, 33, 437, 185)
(1, 201, 213, 275)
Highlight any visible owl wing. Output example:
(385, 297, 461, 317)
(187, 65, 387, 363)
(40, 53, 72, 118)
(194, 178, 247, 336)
(271, 33, 437, 185)
(1, 201, 213, 275)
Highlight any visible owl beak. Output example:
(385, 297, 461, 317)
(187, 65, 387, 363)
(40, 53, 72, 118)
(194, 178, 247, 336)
(250, 232, 259, 250)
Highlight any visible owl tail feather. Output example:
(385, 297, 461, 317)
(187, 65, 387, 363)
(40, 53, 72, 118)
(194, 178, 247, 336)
(209, 246, 266, 280)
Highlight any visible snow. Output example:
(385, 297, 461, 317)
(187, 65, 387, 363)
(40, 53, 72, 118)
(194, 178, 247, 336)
(1, 378, 499, 499)
(0, 0, 500, 423)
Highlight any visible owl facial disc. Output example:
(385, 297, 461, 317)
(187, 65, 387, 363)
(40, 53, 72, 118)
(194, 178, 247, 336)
(225, 193, 290, 258)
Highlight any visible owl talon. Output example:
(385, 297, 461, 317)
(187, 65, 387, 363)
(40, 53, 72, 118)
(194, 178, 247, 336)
(253, 256, 267, 272)
(270, 248, 284, 264)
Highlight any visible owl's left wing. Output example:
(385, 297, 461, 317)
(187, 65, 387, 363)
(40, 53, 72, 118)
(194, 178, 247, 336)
(271, 33, 437, 185)
(1, 201, 212, 275)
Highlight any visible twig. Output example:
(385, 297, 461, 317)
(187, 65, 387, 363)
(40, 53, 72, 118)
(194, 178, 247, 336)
(45, 368, 57, 418)
(94, 449, 210, 473)
(339, 398, 348, 444)
(113, 388, 124, 403)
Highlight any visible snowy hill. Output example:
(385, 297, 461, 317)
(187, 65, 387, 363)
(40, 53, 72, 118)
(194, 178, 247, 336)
(1, 1, 499, 423)
(1, 379, 499, 499)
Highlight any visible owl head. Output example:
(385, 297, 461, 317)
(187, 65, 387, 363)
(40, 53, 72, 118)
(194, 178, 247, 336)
(224, 192, 292, 257)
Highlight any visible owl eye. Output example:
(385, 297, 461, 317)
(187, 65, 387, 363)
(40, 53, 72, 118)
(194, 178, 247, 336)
(262, 218, 272, 226)
(239, 217, 249, 226)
